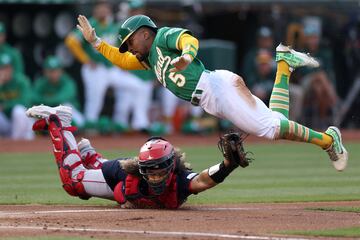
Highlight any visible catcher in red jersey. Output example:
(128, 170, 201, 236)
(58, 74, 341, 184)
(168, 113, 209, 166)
(26, 105, 250, 209)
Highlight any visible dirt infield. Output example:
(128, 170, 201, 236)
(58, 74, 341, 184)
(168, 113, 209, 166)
(1, 130, 360, 153)
(0, 201, 359, 239)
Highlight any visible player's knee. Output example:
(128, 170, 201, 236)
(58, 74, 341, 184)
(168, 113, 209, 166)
(59, 168, 90, 200)
(261, 117, 283, 140)
(235, 75, 245, 84)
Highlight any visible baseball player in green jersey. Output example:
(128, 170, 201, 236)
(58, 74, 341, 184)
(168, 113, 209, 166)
(77, 14, 348, 171)
(32, 56, 85, 128)
(0, 53, 33, 139)
(0, 22, 24, 74)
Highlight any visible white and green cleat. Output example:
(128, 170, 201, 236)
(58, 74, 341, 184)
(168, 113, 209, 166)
(325, 126, 348, 171)
(276, 43, 319, 70)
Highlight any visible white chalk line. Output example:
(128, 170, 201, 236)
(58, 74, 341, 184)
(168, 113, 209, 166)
(0, 207, 263, 217)
(0, 225, 311, 240)
(0, 209, 132, 216)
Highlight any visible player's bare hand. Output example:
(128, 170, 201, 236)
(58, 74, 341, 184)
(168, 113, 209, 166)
(169, 54, 192, 72)
(77, 15, 100, 47)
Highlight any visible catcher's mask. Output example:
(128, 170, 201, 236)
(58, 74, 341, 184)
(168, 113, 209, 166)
(138, 136, 175, 195)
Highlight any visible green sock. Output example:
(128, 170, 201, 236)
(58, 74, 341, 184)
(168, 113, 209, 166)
(279, 120, 333, 149)
(269, 61, 291, 118)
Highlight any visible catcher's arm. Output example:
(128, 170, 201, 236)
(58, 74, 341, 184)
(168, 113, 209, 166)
(76, 15, 146, 71)
(189, 158, 235, 194)
(190, 132, 252, 194)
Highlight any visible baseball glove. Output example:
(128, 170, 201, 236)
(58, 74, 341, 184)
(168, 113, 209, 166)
(218, 131, 252, 168)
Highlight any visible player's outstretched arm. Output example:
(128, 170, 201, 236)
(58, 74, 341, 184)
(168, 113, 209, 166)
(76, 15, 146, 71)
(77, 15, 101, 47)
(190, 132, 251, 194)
(189, 158, 237, 193)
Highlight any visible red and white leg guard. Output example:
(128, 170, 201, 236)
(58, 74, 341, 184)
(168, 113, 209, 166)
(47, 114, 90, 200)
(82, 152, 105, 169)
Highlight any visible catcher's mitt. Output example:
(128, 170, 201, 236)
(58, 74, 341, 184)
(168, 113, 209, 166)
(218, 132, 252, 168)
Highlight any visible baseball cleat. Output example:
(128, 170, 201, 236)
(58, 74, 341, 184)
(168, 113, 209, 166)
(276, 43, 319, 69)
(325, 126, 348, 171)
(26, 104, 72, 127)
(78, 138, 96, 159)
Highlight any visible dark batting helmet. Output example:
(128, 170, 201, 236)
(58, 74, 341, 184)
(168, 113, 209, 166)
(118, 14, 157, 53)
(138, 136, 175, 195)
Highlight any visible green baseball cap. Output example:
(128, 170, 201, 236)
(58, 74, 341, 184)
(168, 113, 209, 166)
(43, 56, 62, 69)
(0, 53, 12, 67)
(118, 15, 157, 53)
(0, 22, 5, 34)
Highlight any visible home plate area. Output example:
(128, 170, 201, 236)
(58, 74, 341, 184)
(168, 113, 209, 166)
(0, 201, 359, 239)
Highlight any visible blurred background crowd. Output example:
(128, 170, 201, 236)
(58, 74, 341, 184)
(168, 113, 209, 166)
(0, 0, 359, 140)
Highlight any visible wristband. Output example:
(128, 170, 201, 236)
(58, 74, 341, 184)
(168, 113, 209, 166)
(208, 161, 238, 183)
(92, 37, 102, 48)
(182, 51, 196, 60)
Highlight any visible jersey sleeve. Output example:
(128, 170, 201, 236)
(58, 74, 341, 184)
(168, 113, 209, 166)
(96, 41, 147, 70)
(177, 170, 198, 203)
(101, 159, 128, 191)
(161, 27, 192, 51)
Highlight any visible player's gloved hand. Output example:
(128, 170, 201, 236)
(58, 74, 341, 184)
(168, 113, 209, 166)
(218, 131, 252, 168)
(77, 15, 101, 48)
(169, 54, 192, 72)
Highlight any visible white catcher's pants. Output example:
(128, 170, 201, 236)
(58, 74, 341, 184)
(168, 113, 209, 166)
(196, 70, 286, 139)
(61, 131, 114, 199)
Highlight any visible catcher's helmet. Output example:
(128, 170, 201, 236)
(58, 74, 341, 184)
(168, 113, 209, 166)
(118, 14, 157, 53)
(138, 136, 175, 195)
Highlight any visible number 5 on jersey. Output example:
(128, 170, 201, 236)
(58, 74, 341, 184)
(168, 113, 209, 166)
(169, 72, 186, 87)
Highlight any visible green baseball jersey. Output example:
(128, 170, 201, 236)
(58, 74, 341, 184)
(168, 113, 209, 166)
(32, 73, 80, 109)
(147, 27, 205, 101)
(0, 73, 31, 116)
(74, 17, 119, 67)
(0, 43, 24, 74)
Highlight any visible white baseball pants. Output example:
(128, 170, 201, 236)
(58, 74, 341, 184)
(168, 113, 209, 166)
(196, 70, 286, 139)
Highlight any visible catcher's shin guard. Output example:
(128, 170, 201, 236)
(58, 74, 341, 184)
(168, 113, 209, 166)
(48, 114, 90, 200)
(82, 152, 104, 169)
(59, 166, 89, 200)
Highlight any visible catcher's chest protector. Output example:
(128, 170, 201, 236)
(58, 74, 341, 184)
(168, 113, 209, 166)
(114, 174, 179, 209)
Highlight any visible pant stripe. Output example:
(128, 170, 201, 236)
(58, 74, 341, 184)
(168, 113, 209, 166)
(269, 103, 289, 111)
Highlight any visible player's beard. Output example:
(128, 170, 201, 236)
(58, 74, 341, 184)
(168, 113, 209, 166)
(136, 53, 148, 62)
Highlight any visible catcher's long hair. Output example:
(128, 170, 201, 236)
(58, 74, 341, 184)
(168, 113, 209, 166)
(119, 148, 191, 176)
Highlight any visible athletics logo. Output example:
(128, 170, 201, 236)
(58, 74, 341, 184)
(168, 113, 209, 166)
(154, 47, 171, 87)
